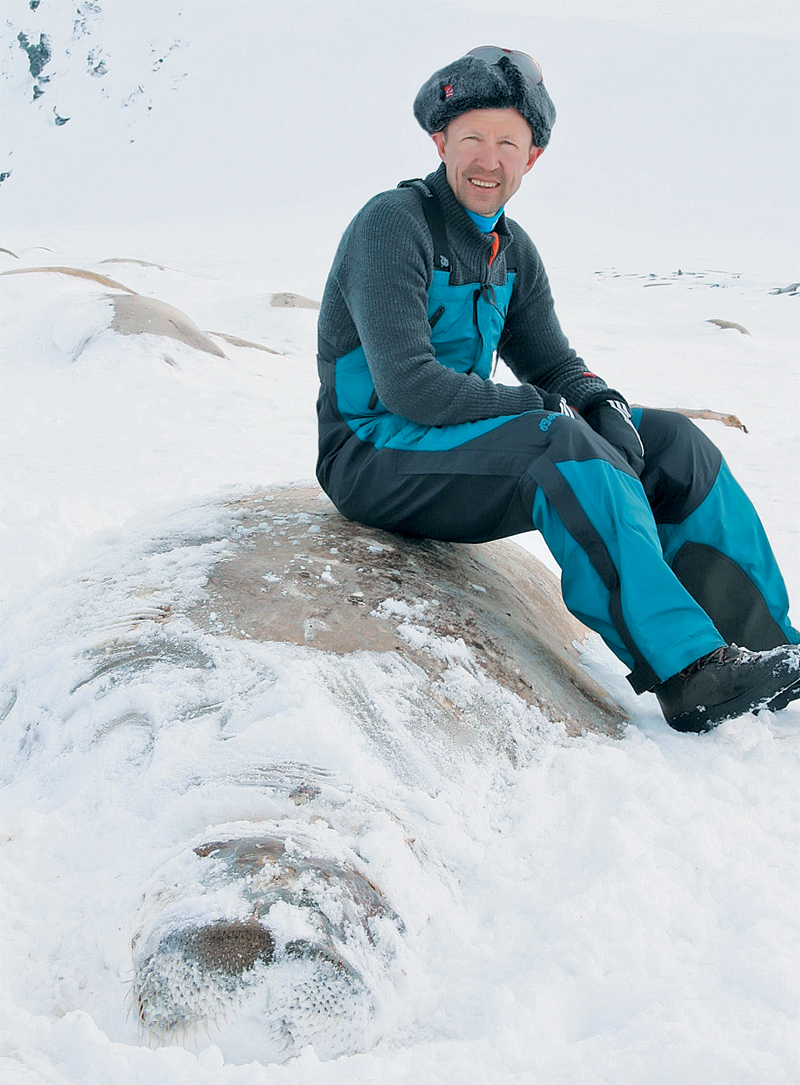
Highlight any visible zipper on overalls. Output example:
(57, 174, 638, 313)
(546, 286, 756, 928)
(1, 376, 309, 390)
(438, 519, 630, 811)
(429, 305, 445, 329)
(473, 232, 502, 372)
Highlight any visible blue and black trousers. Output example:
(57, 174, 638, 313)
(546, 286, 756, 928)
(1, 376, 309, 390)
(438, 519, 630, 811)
(317, 395, 798, 693)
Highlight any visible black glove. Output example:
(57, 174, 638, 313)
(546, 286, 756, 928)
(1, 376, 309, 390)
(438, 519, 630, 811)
(539, 392, 577, 418)
(582, 392, 645, 476)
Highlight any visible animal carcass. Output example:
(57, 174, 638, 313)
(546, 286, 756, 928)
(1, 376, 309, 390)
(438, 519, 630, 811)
(0, 486, 624, 1062)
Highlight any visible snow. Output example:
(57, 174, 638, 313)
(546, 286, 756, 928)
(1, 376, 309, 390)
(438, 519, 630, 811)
(1, 1, 798, 1082)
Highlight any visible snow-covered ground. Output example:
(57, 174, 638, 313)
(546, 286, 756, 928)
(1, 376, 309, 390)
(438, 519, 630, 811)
(1, 2, 798, 1082)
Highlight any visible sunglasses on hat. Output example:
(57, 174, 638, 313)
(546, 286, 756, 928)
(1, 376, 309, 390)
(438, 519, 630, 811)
(465, 46, 544, 87)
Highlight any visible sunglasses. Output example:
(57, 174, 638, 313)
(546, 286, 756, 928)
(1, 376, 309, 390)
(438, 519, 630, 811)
(465, 46, 544, 87)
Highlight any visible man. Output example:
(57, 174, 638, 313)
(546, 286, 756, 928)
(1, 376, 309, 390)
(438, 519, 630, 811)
(316, 46, 800, 732)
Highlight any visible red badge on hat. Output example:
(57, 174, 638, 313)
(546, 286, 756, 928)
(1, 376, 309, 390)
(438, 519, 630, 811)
(444, 83, 453, 99)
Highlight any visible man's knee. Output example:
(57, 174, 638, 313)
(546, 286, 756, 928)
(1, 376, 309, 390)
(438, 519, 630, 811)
(638, 407, 716, 458)
(637, 409, 722, 522)
(543, 413, 639, 476)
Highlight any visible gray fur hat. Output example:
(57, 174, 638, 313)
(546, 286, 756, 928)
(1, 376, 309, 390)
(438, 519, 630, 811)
(413, 51, 556, 149)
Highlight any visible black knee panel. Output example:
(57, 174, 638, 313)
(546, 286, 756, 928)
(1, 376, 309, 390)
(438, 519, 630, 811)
(671, 542, 788, 651)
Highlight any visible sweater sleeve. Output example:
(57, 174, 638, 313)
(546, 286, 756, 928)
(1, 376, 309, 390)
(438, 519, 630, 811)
(332, 196, 548, 427)
(499, 226, 610, 413)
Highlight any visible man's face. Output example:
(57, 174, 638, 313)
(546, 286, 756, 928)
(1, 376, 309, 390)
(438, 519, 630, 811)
(432, 108, 543, 216)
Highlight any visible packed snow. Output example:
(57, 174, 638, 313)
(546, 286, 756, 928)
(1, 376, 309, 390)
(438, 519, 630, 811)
(1, 2, 798, 1083)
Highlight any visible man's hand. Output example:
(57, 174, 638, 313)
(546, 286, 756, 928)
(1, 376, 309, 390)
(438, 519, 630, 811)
(582, 393, 645, 476)
(540, 393, 577, 418)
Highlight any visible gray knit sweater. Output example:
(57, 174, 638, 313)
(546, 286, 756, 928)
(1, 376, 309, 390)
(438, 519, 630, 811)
(318, 164, 609, 426)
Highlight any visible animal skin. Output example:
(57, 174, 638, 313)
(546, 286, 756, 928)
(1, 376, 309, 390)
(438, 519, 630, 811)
(1, 485, 624, 1061)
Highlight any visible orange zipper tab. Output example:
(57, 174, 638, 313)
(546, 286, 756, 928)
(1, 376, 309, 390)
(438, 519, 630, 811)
(488, 231, 500, 267)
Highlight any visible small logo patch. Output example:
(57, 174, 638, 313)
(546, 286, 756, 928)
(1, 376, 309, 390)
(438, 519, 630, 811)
(539, 413, 558, 432)
(444, 83, 454, 99)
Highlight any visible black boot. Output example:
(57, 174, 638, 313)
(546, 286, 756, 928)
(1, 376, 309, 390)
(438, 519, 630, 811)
(654, 645, 800, 733)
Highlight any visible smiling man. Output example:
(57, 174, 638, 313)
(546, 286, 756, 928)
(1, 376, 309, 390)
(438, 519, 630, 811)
(315, 47, 800, 732)
(431, 107, 542, 215)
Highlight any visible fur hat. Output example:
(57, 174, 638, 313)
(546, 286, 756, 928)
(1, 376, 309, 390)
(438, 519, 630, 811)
(413, 52, 556, 149)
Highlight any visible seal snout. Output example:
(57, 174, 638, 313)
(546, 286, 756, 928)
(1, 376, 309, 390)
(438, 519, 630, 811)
(182, 919, 276, 976)
(132, 826, 403, 1056)
(134, 919, 277, 1035)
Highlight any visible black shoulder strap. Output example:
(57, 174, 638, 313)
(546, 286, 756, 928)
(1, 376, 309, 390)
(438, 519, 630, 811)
(398, 178, 452, 276)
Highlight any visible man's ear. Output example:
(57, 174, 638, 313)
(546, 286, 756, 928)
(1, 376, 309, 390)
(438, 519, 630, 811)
(431, 131, 447, 162)
(524, 145, 544, 175)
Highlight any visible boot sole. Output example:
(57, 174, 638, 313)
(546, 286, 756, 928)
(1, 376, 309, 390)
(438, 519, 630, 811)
(668, 671, 800, 733)
(766, 676, 800, 713)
